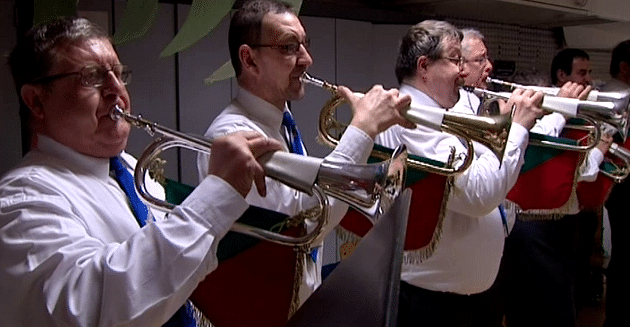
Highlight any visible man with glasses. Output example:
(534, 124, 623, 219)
(0, 16, 287, 326)
(375, 20, 545, 326)
(196, 0, 413, 311)
(451, 28, 492, 115)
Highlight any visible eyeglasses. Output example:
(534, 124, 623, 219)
(440, 56, 465, 69)
(249, 38, 311, 55)
(29, 64, 132, 88)
(465, 56, 490, 66)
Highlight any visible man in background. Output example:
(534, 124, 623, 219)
(602, 39, 630, 327)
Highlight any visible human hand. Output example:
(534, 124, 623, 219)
(508, 88, 545, 130)
(556, 81, 592, 100)
(596, 133, 614, 154)
(338, 85, 414, 139)
(208, 131, 283, 197)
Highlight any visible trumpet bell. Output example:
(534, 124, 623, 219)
(318, 144, 408, 222)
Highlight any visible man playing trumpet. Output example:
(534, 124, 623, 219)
(0, 16, 287, 326)
(375, 20, 545, 326)
(196, 0, 414, 316)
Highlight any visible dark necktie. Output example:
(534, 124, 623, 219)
(110, 156, 196, 327)
(281, 112, 320, 262)
(282, 111, 305, 155)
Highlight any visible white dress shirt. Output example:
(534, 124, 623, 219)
(0, 135, 248, 327)
(376, 84, 530, 294)
(197, 87, 374, 303)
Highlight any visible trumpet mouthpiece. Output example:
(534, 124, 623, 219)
(301, 72, 338, 93)
(109, 105, 124, 121)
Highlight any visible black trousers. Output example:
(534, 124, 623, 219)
(604, 178, 630, 327)
(503, 217, 580, 327)
(397, 281, 504, 327)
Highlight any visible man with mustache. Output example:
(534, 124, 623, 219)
(197, 0, 414, 309)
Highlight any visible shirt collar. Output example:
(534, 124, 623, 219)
(400, 83, 443, 108)
(235, 88, 289, 132)
(35, 135, 112, 181)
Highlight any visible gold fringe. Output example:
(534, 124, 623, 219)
(190, 301, 214, 327)
(516, 153, 585, 221)
(287, 246, 306, 320)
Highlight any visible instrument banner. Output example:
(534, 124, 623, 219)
(576, 163, 615, 210)
(338, 148, 449, 260)
(507, 132, 585, 211)
(165, 180, 299, 327)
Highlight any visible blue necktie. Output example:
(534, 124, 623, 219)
(110, 157, 196, 327)
(281, 112, 319, 262)
(282, 111, 305, 155)
(110, 157, 149, 226)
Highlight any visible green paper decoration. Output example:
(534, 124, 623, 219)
(160, 0, 236, 58)
(33, 0, 77, 26)
(112, 0, 159, 45)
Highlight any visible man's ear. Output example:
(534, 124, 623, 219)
(416, 56, 429, 73)
(239, 44, 258, 74)
(556, 69, 568, 85)
(20, 84, 45, 119)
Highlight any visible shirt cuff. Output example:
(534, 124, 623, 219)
(508, 122, 530, 148)
(329, 125, 374, 163)
(589, 147, 604, 165)
(179, 175, 249, 236)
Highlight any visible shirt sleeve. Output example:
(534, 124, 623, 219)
(448, 123, 529, 217)
(578, 148, 604, 182)
(530, 112, 566, 137)
(0, 173, 248, 327)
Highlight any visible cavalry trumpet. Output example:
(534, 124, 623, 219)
(468, 80, 630, 141)
(302, 73, 512, 175)
(487, 77, 630, 104)
(110, 105, 408, 246)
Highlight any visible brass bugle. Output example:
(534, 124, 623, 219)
(110, 105, 407, 246)
(487, 77, 630, 103)
(473, 80, 630, 141)
(302, 73, 512, 175)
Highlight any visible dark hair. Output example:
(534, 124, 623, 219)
(228, 0, 295, 77)
(610, 40, 630, 78)
(395, 20, 462, 85)
(550, 48, 589, 85)
(8, 16, 108, 93)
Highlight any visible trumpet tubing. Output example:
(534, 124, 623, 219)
(303, 73, 511, 174)
(484, 77, 630, 140)
(110, 105, 407, 246)
(604, 143, 630, 182)
(467, 85, 628, 142)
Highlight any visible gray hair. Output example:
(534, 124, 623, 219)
(461, 28, 485, 57)
(395, 20, 462, 84)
